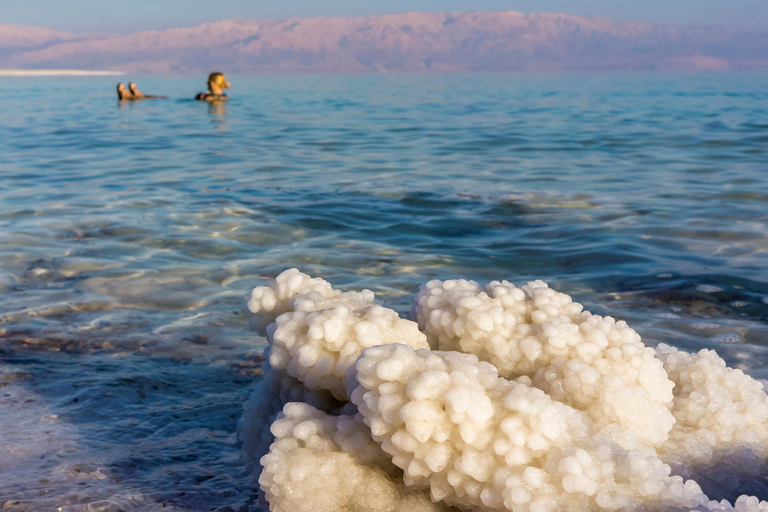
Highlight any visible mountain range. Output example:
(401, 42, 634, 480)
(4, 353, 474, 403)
(2, 11, 768, 73)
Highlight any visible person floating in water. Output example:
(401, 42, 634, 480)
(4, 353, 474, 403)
(195, 72, 230, 101)
(116, 82, 167, 101)
(116, 83, 131, 101)
(128, 82, 167, 100)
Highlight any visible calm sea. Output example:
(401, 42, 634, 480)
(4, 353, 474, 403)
(1, 73, 768, 511)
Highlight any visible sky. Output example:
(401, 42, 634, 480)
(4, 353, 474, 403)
(4, 0, 768, 33)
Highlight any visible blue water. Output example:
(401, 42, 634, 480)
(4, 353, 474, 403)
(1, 73, 768, 511)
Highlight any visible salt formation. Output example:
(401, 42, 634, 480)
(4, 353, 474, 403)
(656, 344, 768, 453)
(656, 344, 768, 499)
(350, 343, 707, 512)
(259, 402, 455, 512)
(244, 270, 768, 512)
(246, 268, 335, 334)
(237, 355, 343, 475)
(411, 279, 675, 449)
(247, 268, 430, 400)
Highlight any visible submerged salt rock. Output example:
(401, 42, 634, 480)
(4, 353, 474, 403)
(656, 344, 768, 499)
(657, 344, 768, 452)
(259, 402, 453, 512)
(412, 279, 675, 448)
(255, 270, 430, 400)
(237, 355, 343, 477)
(699, 495, 768, 512)
(350, 343, 707, 512)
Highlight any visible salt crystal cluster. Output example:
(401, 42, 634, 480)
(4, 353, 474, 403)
(243, 269, 768, 512)
(412, 279, 674, 449)
(247, 269, 429, 400)
(246, 268, 335, 333)
(237, 355, 343, 478)
(351, 344, 706, 512)
(656, 344, 768, 453)
(656, 344, 768, 499)
(259, 402, 455, 512)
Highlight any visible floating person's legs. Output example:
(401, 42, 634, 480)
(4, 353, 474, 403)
(127, 82, 167, 100)
(116, 83, 131, 101)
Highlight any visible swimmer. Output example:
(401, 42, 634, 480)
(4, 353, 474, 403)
(195, 72, 230, 101)
(127, 82, 167, 100)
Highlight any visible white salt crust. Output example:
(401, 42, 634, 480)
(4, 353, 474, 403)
(656, 344, 768, 499)
(250, 269, 430, 400)
(259, 402, 455, 512)
(411, 278, 675, 449)
(657, 344, 768, 456)
(350, 344, 708, 512)
(237, 355, 343, 475)
(246, 270, 768, 512)
(246, 268, 335, 334)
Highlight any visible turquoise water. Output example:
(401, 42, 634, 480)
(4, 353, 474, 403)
(1, 73, 768, 510)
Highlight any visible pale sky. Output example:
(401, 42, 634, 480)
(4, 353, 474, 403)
(6, 0, 768, 33)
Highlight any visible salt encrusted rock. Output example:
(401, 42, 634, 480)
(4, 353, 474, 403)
(248, 271, 768, 512)
(657, 344, 768, 451)
(246, 268, 336, 334)
(656, 344, 768, 499)
(700, 496, 768, 512)
(252, 269, 430, 400)
(350, 343, 708, 512)
(237, 355, 343, 476)
(259, 402, 455, 512)
(412, 278, 675, 448)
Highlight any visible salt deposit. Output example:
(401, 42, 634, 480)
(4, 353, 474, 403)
(656, 344, 768, 499)
(237, 354, 343, 477)
(350, 344, 706, 512)
(246, 268, 336, 334)
(249, 268, 429, 400)
(244, 270, 768, 512)
(258, 402, 455, 512)
(411, 278, 675, 449)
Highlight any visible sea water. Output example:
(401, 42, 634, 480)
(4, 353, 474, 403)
(1, 73, 767, 511)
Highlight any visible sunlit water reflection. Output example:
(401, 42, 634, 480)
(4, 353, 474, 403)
(1, 73, 767, 510)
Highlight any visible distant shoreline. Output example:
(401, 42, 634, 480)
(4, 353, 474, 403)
(0, 69, 124, 76)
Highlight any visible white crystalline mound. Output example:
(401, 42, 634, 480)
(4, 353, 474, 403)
(701, 496, 768, 512)
(248, 271, 768, 512)
(259, 402, 455, 512)
(656, 344, 768, 498)
(237, 355, 343, 476)
(256, 269, 430, 400)
(656, 344, 768, 451)
(246, 268, 336, 334)
(412, 278, 675, 448)
(349, 343, 708, 512)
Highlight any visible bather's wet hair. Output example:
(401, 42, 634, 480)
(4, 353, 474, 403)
(207, 72, 230, 93)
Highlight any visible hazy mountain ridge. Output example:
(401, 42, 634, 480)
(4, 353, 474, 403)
(2, 11, 767, 73)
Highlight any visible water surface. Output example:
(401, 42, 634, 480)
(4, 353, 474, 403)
(1, 73, 768, 511)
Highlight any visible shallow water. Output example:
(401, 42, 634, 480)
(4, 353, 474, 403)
(1, 73, 768, 511)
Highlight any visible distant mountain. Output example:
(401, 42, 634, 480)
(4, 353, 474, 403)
(0, 24, 77, 48)
(2, 11, 767, 73)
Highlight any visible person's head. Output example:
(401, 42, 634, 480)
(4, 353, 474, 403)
(127, 82, 140, 96)
(207, 72, 230, 94)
